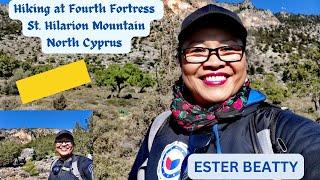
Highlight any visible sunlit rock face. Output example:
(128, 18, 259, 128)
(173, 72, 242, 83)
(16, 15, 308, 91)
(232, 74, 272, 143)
(163, 0, 280, 29)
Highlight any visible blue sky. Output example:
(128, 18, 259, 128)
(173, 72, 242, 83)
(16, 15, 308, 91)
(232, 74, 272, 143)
(0, 110, 93, 129)
(1, 0, 319, 15)
(217, 0, 320, 15)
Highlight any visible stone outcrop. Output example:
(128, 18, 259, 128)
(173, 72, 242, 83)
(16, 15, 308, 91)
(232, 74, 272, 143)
(10, 129, 34, 144)
(163, 0, 280, 29)
(239, 9, 280, 29)
(0, 158, 52, 180)
(0, 129, 55, 143)
(20, 148, 36, 161)
(163, 0, 212, 16)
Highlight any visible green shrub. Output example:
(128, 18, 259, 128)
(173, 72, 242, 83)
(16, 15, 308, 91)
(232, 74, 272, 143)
(0, 98, 19, 110)
(53, 94, 67, 110)
(106, 98, 134, 107)
(20, 61, 32, 72)
(25, 134, 55, 160)
(1, 68, 31, 95)
(252, 73, 289, 104)
(137, 73, 156, 93)
(118, 108, 129, 117)
(1, 80, 18, 95)
(256, 66, 265, 74)
(73, 124, 93, 156)
(22, 160, 39, 176)
(94, 63, 155, 97)
(0, 140, 23, 167)
(0, 53, 19, 78)
(31, 64, 54, 75)
(282, 60, 320, 113)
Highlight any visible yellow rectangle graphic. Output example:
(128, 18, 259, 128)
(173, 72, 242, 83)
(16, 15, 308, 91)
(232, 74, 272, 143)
(16, 60, 91, 104)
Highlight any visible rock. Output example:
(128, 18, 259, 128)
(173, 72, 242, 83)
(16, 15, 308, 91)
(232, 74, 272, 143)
(123, 94, 133, 99)
(164, 0, 214, 17)
(0, 157, 52, 179)
(34, 158, 52, 174)
(239, 9, 280, 29)
(12, 157, 26, 167)
(240, 0, 254, 9)
(163, 0, 280, 30)
(9, 129, 34, 144)
(0, 130, 6, 141)
(20, 148, 36, 161)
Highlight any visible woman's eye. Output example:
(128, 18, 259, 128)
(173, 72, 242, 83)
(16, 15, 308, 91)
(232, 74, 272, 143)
(189, 48, 206, 53)
(220, 46, 242, 52)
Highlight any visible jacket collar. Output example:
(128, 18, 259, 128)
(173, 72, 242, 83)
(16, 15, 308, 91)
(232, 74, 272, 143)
(246, 89, 266, 107)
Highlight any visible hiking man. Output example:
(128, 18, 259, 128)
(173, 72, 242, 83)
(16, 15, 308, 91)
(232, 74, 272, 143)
(48, 130, 93, 180)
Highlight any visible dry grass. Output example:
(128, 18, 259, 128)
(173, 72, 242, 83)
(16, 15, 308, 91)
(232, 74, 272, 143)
(282, 96, 318, 120)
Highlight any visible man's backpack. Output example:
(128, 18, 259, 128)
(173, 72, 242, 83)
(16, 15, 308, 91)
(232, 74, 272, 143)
(137, 109, 288, 180)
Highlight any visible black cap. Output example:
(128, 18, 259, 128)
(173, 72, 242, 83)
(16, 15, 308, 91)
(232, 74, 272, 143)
(55, 130, 74, 143)
(178, 4, 247, 46)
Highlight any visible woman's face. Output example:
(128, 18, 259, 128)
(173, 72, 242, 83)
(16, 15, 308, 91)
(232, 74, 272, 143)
(181, 27, 247, 106)
(55, 137, 74, 158)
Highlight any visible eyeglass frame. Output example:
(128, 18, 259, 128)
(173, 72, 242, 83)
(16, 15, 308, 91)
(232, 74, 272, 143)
(55, 140, 73, 147)
(179, 45, 246, 64)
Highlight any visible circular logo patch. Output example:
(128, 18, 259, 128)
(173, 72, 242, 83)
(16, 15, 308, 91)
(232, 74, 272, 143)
(157, 141, 188, 180)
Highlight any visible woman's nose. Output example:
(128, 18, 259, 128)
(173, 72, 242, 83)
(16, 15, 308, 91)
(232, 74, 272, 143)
(61, 142, 68, 146)
(202, 53, 226, 68)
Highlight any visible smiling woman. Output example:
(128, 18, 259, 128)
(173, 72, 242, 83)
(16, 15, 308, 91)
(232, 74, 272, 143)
(54, 131, 74, 159)
(180, 27, 247, 106)
(49, 130, 93, 180)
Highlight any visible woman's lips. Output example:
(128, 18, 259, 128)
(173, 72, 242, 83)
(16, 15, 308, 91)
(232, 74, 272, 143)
(59, 147, 71, 151)
(201, 73, 229, 86)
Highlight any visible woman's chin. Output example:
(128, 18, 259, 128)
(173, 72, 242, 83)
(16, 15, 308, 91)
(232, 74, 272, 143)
(197, 88, 232, 104)
(205, 95, 230, 104)
(58, 150, 72, 156)
(201, 84, 233, 99)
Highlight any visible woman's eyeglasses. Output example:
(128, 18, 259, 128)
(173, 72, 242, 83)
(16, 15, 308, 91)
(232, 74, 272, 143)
(181, 45, 245, 63)
(55, 140, 73, 146)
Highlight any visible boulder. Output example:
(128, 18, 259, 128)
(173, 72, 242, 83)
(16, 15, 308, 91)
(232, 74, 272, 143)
(12, 157, 26, 167)
(20, 148, 36, 161)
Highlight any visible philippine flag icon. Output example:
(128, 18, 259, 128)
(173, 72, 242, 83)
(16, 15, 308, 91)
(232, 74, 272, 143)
(157, 141, 188, 179)
(166, 157, 180, 170)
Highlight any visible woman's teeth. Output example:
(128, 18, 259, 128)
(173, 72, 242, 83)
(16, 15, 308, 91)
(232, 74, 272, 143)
(205, 76, 227, 82)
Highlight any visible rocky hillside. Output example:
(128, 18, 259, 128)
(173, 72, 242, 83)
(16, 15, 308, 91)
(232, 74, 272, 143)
(0, 1, 308, 70)
(0, 0, 282, 69)
(0, 158, 52, 180)
(0, 129, 55, 179)
(0, 129, 55, 144)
